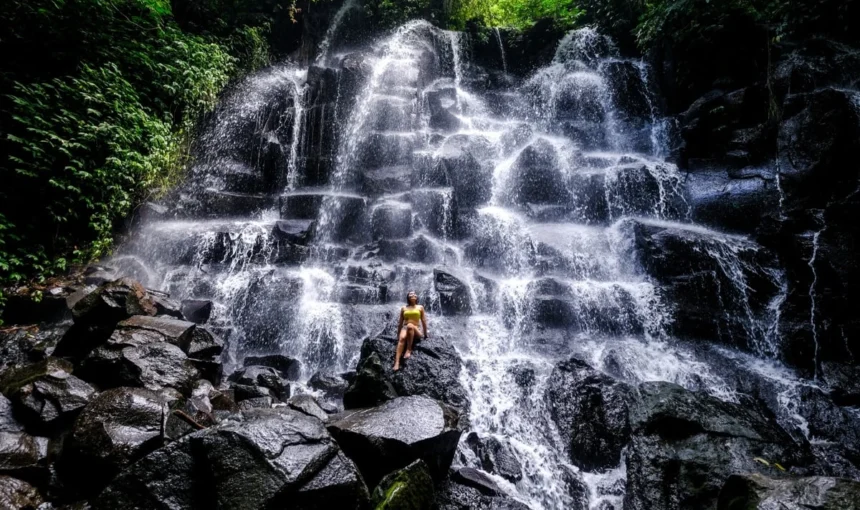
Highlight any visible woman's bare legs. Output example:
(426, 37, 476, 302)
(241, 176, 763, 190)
(404, 324, 416, 358)
(394, 328, 407, 371)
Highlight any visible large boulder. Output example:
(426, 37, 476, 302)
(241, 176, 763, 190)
(625, 218, 782, 352)
(78, 323, 201, 395)
(503, 138, 572, 206)
(63, 387, 169, 497)
(343, 336, 469, 416)
(624, 382, 814, 510)
(113, 315, 196, 352)
(370, 459, 435, 510)
(717, 473, 860, 510)
(243, 354, 301, 381)
(308, 371, 350, 402)
(328, 396, 462, 488)
(0, 399, 48, 482)
(434, 269, 473, 315)
(229, 365, 291, 401)
(0, 475, 43, 509)
(54, 278, 158, 359)
(464, 433, 523, 483)
(544, 357, 636, 471)
(435, 474, 530, 510)
(95, 406, 370, 509)
(0, 357, 96, 432)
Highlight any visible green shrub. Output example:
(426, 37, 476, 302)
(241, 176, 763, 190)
(0, 0, 277, 288)
(449, 0, 583, 29)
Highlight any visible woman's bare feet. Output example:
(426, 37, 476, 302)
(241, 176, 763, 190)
(404, 350, 412, 359)
(393, 363, 400, 371)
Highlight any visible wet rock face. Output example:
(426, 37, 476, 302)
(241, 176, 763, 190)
(328, 395, 462, 488)
(545, 358, 635, 471)
(95, 407, 369, 510)
(0, 358, 96, 430)
(627, 218, 782, 352)
(371, 459, 435, 510)
(0, 475, 43, 509)
(624, 382, 813, 510)
(435, 473, 531, 510)
(343, 336, 470, 416)
(63, 387, 169, 496)
(717, 473, 860, 510)
(465, 433, 523, 483)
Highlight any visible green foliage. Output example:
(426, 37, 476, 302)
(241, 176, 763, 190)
(0, 0, 279, 287)
(449, 0, 583, 29)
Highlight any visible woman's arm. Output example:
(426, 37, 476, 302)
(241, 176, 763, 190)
(420, 306, 428, 338)
(397, 307, 404, 332)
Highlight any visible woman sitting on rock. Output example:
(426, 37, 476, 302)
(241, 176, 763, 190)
(394, 291, 428, 371)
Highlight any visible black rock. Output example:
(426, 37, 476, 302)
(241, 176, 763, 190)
(452, 467, 502, 496)
(0, 357, 96, 432)
(0, 324, 68, 373)
(434, 269, 473, 315)
(370, 459, 434, 510)
(243, 354, 301, 381)
(436, 475, 530, 510)
(272, 219, 313, 245)
(504, 138, 572, 206)
(63, 387, 169, 497)
(0, 427, 48, 483)
(0, 475, 43, 509)
(92, 435, 204, 509)
(343, 336, 470, 417)
(54, 278, 158, 359)
(230, 365, 291, 401)
(238, 396, 275, 410)
(545, 357, 635, 471)
(327, 395, 462, 488)
(465, 433, 523, 483)
(287, 394, 329, 422)
(717, 473, 860, 510)
(151, 294, 183, 319)
(624, 381, 814, 510)
(180, 299, 214, 324)
(343, 352, 397, 409)
(79, 329, 200, 395)
(308, 371, 350, 401)
(821, 362, 860, 406)
(71, 278, 157, 326)
(187, 327, 224, 359)
(230, 383, 273, 402)
(290, 450, 371, 510)
(196, 408, 362, 508)
(114, 315, 197, 352)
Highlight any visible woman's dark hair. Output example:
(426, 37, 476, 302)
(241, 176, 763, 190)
(406, 291, 419, 304)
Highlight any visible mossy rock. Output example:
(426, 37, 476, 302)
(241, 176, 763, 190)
(371, 460, 434, 510)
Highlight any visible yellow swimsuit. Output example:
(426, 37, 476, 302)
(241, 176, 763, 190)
(403, 307, 421, 322)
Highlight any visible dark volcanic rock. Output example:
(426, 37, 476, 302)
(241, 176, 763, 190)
(96, 409, 370, 509)
(343, 352, 397, 409)
(328, 395, 462, 488)
(114, 315, 197, 352)
(0, 357, 96, 431)
(545, 357, 635, 471)
(434, 269, 473, 315)
(0, 475, 43, 509)
(308, 371, 350, 401)
(436, 474, 530, 510)
(196, 408, 364, 509)
(626, 218, 781, 352)
(243, 354, 301, 381)
(465, 433, 523, 483)
(505, 138, 572, 206)
(64, 387, 169, 496)
(452, 467, 502, 496)
(370, 459, 435, 510)
(717, 473, 860, 510)
(187, 327, 224, 359)
(92, 435, 204, 509)
(0, 425, 48, 483)
(79, 329, 200, 395)
(0, 324, 67, 373)
(229, 365, 291, 401)
(180, 299, 214, 324)
(287, 394, 328, 422)
(54, 278, 158, 359)
(71, 278, 157, 324)
(624, 381, 813, 510)
(344, 336, 469, 416)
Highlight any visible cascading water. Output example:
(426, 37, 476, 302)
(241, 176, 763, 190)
(111, 18, 843, 509)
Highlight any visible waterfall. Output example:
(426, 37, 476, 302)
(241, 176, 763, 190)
(111, 23, 830, 509)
